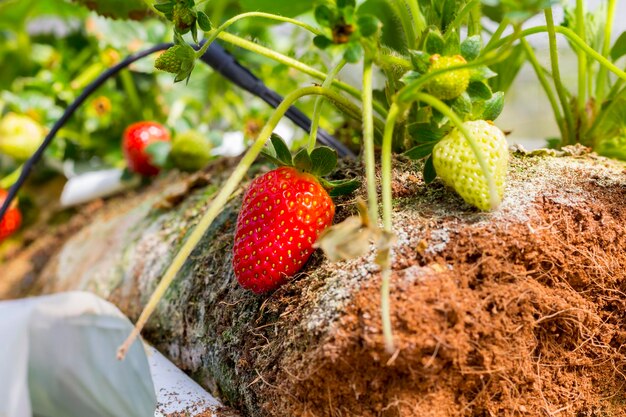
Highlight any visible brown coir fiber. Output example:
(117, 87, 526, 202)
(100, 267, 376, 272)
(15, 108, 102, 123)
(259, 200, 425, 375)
(269, 155, 626, 417)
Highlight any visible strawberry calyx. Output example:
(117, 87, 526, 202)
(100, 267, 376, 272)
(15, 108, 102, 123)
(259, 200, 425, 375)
(261, 133, 359, 197)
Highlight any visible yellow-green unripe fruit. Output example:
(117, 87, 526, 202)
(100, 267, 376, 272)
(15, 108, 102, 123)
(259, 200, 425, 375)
(433, 120, 508, 211)
(426, 54, 470, 101)
(171, 130, 212, 171)
(0, 113, 45, 161)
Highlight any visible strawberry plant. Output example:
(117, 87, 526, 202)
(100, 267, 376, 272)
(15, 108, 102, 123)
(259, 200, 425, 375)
(1, 0, 625, 361)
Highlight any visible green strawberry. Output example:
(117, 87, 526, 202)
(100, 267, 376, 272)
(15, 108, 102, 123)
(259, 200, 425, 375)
(0, 113, 45, 161)
(171, 130, 213, 171)
(155, 46, 184, 73)
(426, 54, 470, 101)
(432, 120, 508, 211)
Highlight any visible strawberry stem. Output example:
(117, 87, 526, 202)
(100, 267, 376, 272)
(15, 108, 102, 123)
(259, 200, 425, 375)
(117, 85, 364, 360)
(362, 56, 379, 224)
(194, 12, 323, 59)
(308, 59, 347, 154)
(413, 92, 500, 211)
(215, 32, 389, 119)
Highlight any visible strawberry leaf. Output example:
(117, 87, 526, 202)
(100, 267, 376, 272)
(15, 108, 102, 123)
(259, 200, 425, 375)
(443, 28, 460, 55)
(404, 142, 435, 160)
(424, 29, 444, 55)
(310, 146, 337, 177)
(294, 148, 313, 171)
(460, 35, 481, 61)
(323, 178, 360, 197)
(467, 81, 493, 100)
(423, 155, 436, 184)
(479, 91, 505, 121)
(261, 133, 293, 166)
(409, 50, 430, 73)
(197, 11, 211, 31)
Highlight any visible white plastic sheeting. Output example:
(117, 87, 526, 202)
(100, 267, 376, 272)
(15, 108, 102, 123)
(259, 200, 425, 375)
(0, 292, 227, 417)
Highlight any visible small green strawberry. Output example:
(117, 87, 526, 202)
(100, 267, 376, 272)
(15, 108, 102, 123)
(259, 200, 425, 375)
(171, 130, 213, 171)
(0, 113, 45, 161)
(426, 54, 470, 101)
(432, 120, 508, 211)
(155, 46, 184, 73)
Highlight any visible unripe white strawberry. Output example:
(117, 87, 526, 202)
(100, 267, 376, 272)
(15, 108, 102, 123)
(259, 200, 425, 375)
(432, 120, 508, 211)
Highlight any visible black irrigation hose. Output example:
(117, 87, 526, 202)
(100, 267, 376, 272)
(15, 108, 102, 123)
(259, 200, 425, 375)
(0, 41, 355, 222)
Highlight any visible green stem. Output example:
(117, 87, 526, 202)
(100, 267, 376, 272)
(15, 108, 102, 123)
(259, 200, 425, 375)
(119, 70, 142, 119)
(216, 32, 389, 118)
(414, 92, 500, 209)
(116, 86, 358, 360)
(485, 18, 510, 51)
(596, 0, 617, 102)
(575, 0, 587, 130)
(380, 103, 403, 356)
(490, 26, 626, 83)
(450, 0, 481, 35)
(195, 11, 322, 59)
(545, 8, 575, 145)
(308, 59, 347, 153)
(362, 57, 378, 224)
(520, 39, 565, 139)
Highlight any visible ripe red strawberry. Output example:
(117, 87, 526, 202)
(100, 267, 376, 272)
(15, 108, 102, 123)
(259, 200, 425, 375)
(122, 121, 171, 176)
(0, 189, 22, 242)
(233, 166, 336, 293)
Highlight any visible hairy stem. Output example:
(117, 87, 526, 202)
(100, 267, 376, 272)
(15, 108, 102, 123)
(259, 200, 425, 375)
(575, 0, 587, 132)
(216, 32, 389, 118)
(308, 59, 347, 153)
(595, 0, 617, 102)
(117, 86, 359, 360)
(545, 8, 575, 145)
(362, 57, 378, 224)
(195, 11, 322, 58)
(521, 39, 564, 140)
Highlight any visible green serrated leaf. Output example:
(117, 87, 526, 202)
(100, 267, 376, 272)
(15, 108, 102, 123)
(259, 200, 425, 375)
(424, 28, 444, 54)
(326, 178, 360, 197)
(404, 142, 435, 160)
(480, 91, 505, 121)
(610, 31, 626, 61)
(357, 14, 380, 37)
(197, 11, 211, 31)
(467, 81, 492, 100)
(343, 42, 364, 63)
(451, 92, 472, 116)
(409, 50, 430, 73)
(460, 35, 481, 61)
(270, 133, 293, 165)
(293, 149, 313, 171)
(400, 70, 421, 85)
(313, 35, 333, 49)
(145, 141, 172, 168)
(423, 155, 436, 184)
(443, 28, 460, 55)
(310, 147, 337, 177)
(470, 65, 497, 81)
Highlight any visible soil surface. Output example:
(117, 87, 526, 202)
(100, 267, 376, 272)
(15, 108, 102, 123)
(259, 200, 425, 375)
(2, 149, 626, 417)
